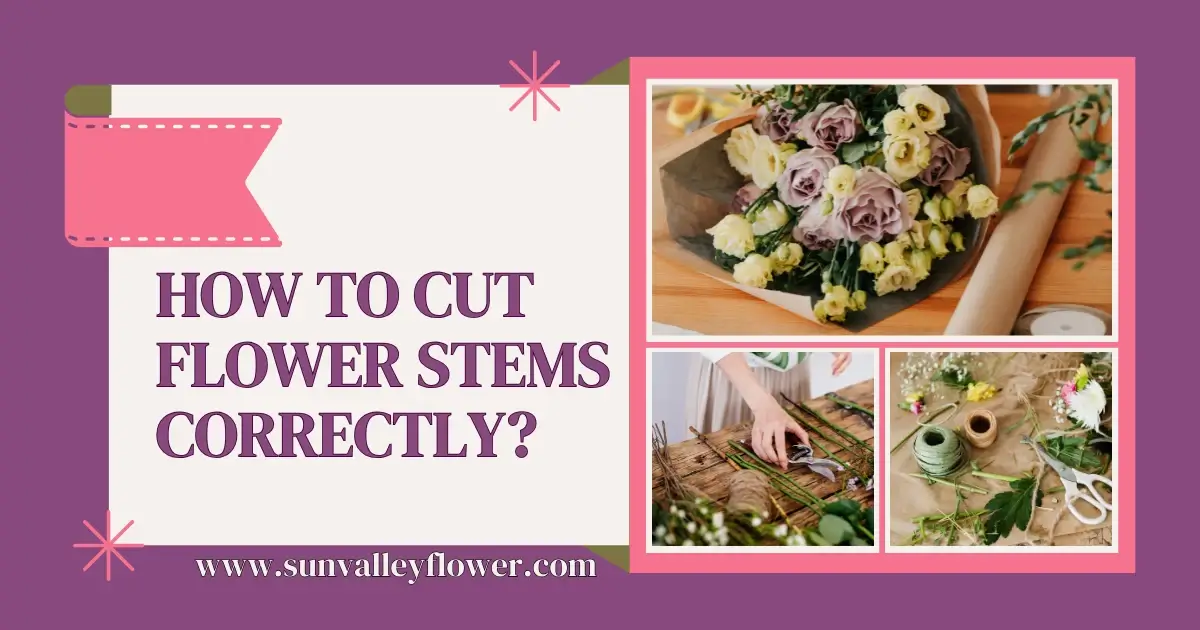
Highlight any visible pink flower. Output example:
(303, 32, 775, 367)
(1060, 382, 1076, 400)
(910, 402, 924, 415)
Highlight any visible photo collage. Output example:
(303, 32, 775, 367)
(643, 77, 1121, 561)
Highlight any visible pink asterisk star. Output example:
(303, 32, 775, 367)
(501, 51, 569, 121)
(72, 510, 143, 581)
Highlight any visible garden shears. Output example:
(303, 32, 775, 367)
(1027, 438, 1113, 526)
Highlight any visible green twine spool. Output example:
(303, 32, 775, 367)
(912, 425, 967, 478)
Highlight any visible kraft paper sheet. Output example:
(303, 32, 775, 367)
(888, 352, 1112, 547)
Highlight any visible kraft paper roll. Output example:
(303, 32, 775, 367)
(944, 88, 1088, 336)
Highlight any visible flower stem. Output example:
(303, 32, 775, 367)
(783, 396, 874, 459)
(905, 473, 988, 495)
(970, 470, 1022, 483)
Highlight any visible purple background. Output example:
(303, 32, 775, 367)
(1, 0, 1189, 626)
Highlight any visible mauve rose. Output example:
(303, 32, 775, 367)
(760, 102, 800, 142)
(776, 148, 838, 208)
(791, 206, 844, 251)
(918, 134, 971, 188)
(795, 99, 861, 151)
(833, 166, 913, 243)
(730, 183, 763, 214)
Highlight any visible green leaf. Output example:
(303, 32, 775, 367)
(981, 475, 1043, 545)
(849, 537, 870, 546)
(1041, 436, 1106, 473)
(864, 507, 875, 533)
(823, 499, 862, 519)
(840, 141, 874, 164)
(818, 514, 855, 545)
(1063, 247, 1086, 259)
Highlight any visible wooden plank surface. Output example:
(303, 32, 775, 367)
(653, 379, 875, 529)
(650, 91, 1112, 335)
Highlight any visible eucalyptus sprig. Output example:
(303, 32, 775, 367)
(1002, 85, 1113, 269)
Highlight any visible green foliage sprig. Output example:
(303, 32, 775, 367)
(1003, 85, 1113, 269)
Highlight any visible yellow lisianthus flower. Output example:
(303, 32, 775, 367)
(966, 381, 998, 402)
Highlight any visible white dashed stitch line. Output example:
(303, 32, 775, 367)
(68, 235, 275, 243)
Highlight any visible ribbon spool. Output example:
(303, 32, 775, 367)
(962, 409, 998, 449)
(1014, 305, 1112, 336)
(912, 425, 968, 478)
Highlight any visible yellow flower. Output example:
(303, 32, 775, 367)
(966, 381, 998, 402)
(859, 241, 886, 274)
(884, 240, 909, 266)
(950, 231, 965, 252)
(966, 184, 1000, 218)
(731, 253, 774, 288)
(751, 199, 790, 236)
(898, 85, 951, 133)
(825, 164, 857, 199)
(922, 195, 944, 223)
(909, 221, 930, 249)
(819, 192, 835, 215)
(770, 242, 804, 272)
(750, 136, 797, 188)
(943, 178, 972, 216)
(875, 262, 917, 295)
(883, 109, 917, 136)
(883, 130, 932, 183)
(908, 248, 933, 281)
(724, 124, 759, 177)
(706, 214, 755, 259)
(928, 224, 950, 258)
(905, 391, 925, 405)
(814, 285, 851, 323)
(851, 290, 868, 311)
(904, 188, 923, 218)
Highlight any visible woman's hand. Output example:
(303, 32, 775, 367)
(831, 352, 852, 376)
(713, 352, 811, 471)
(749, 398, 811, 471)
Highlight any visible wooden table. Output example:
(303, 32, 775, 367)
(650, 91, 1113, 335)
(652, 379, 875, 530)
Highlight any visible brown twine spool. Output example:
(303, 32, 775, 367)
(963, 409, 998, 449)
(726, 469, 772, 517)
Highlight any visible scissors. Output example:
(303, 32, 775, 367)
(1025, 437, 1113, 526)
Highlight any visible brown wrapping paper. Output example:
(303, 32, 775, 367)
(888, 352, 1113, 547)
(652, 86, 1000, 333)
(944, 88, 1087, 335)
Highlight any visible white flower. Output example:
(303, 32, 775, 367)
(786, 534, 808, 546)
(1068, 380, 1107, 430)
(665, 534, 676, 544)
(750, 136, 798, 189)
(654, 525, 666, 537)
(898, 85, 951, 133)
(750, 516, 763, 527)
(706, 214, 755, 259)
(716, 528, 730, 545)
(732, 254, 774, 288)
(773, 524, 789, 538)
(685, 521, 697, 534)
(712, 512, 725, 528)
(724, 124, 758, 177)
(682, 539, 695, 546)
(751, 199, 790, 236)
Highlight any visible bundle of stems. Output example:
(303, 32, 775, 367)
(780, 395, 874, 479)
(726, 440, 874, 543)
(652, 422, 689, 502)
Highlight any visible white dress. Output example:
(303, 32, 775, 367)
(686, 351, 812, 434)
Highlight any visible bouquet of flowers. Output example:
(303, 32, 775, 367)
(689, 85, 1000, 328)
(1049, 354, 1112, 434)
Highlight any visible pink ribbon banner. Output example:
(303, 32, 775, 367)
(64, 113, 282, 247)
